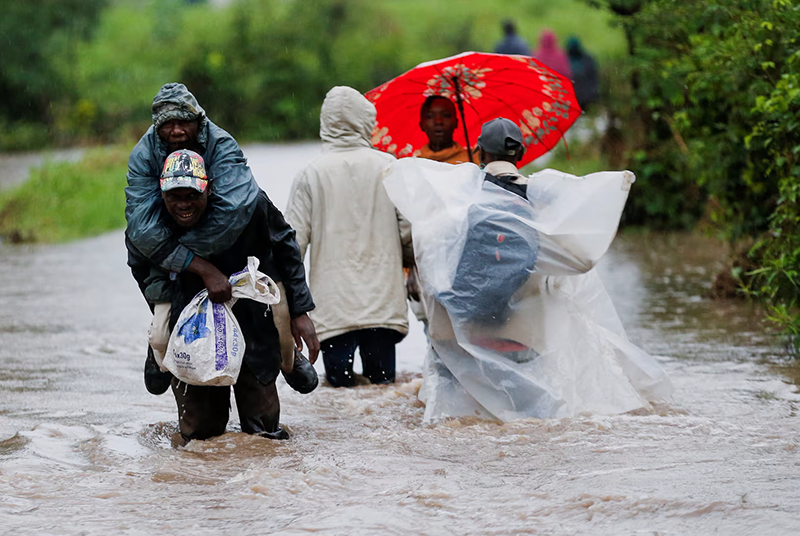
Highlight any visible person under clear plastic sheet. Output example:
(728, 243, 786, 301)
(382, 118, 674, 423)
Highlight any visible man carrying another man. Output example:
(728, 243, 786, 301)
(125, 83, 319, 396)
(130, 148, 316, 444)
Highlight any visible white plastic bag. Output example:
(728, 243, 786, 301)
(163, 256, 280, 386)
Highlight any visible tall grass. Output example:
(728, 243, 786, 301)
(0, 147, 129, 243)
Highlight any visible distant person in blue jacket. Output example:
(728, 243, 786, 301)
(494, 19, 530, 56)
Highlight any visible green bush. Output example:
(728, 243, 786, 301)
(592, 0, 800, 345)
(0, 147, 128, 243)
(56, 0, 211, 140)
(0, 0, 106, 132)
(595, 0, 798, 238)
(0, 121, 51, 152)
(746, 44, 800, 345)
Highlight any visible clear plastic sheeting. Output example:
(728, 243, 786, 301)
(383, 158, 673, 422)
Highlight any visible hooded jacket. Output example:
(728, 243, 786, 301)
(566, 37, 600, 108)
(533, 30, 572, 79)
(285, 86, 412, 342)
(125, 83, 260, 274)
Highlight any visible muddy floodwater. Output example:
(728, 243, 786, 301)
(1, 143, 799, 535)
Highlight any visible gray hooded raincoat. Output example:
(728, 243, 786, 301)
(285, 86, 412, 342)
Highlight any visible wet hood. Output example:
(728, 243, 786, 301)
(152, 82, 206, 122)
(150, 82, 209, 151)
(319, 86, 375, 151)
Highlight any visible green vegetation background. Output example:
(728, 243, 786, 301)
(0, 0, 620, 242)
(0, 0, 624, 148)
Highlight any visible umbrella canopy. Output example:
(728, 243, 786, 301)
(366, 51, 582, 167)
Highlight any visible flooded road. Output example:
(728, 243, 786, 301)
(1, 143, 799, 535)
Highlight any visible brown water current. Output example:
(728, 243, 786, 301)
(0, 143, 798, 535)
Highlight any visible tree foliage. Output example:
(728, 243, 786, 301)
(180, 0, 408, 140)
(746, 33, 800, 345)
(0, 0, 622, 149)
(0, 0, 106, 142)
(594, 0, 800, 345)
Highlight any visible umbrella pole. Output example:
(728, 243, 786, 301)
(451, 77, 473, 163)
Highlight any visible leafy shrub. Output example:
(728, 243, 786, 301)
(592, 0, 800, 345)
(0, 0, 106, 128)
(0, 121, 51, 151)
(0, 147, 128, 243)
(595, 0, 798, 237)
(57, 0, 210, 140)
(746, 42, 800, 344)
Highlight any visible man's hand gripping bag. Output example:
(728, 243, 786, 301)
(163, 257, 280, 386)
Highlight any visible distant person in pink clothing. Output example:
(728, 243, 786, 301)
(532, 29, 572, 79)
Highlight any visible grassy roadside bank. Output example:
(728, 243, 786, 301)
(0, 147, 128, 244)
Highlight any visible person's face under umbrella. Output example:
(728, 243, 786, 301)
(419, 98, 458, 151)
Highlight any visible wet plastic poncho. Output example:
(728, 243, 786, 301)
(125, 84, 260, 274)
(383, 158, 673, 422)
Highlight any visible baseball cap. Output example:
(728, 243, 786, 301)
(160, 150, 208, 193)
(477, 117, 525, 156)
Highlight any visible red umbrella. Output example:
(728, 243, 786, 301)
(366, 51, 582, 167)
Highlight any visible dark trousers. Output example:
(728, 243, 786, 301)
(171, 362, 280, 444)
(320, 328, 401, 387)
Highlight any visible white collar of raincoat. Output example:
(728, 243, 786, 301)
(483, 160, 528, 185)
(319, 86, 375, 152)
